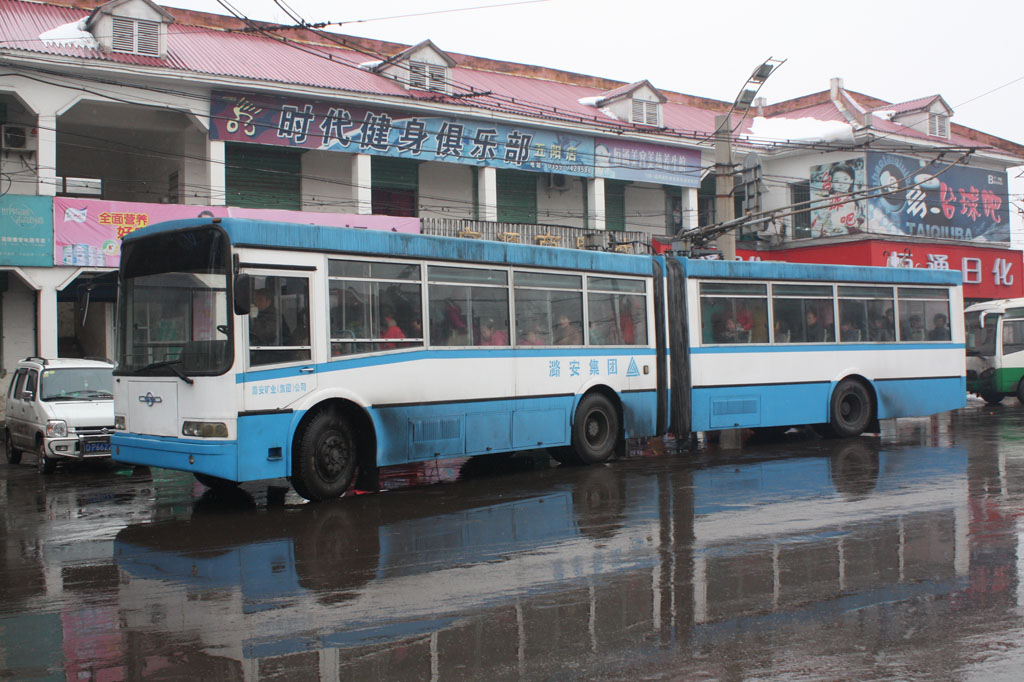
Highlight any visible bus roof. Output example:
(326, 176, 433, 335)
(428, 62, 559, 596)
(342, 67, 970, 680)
(677, 256, 963, 286)
(964, 297, 1024, 313)
(124, 217, 656, 276)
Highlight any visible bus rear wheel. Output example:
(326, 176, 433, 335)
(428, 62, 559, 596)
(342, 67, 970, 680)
(292, 410, 358, 502)
(823, 379, 873, 438)
(571, 393, 620, 465)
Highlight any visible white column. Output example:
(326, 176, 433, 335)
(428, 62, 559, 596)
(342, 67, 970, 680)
(682, 187, 699, 230)
(36, 113, 58, 196)
(208, 139, 226, 206)
(478, 166, 497, 221)
(588, 177, 606, 231)
(353, 153, 372, 215)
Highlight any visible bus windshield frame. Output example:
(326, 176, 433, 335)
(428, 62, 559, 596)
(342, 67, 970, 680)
(116, 225, 233, 377)
(964, 309, 998, 357)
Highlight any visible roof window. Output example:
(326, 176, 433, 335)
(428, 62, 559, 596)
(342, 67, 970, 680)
(928, 112, 949, 138)
(409, 60, 448, 93)
(111, 16, 160, 56)
(632, 98, 661, 126)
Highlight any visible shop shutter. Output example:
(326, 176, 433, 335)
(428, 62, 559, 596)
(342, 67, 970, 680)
(605, 179, 628, 232)
(372, 156, 419, 216)
(225, 143, 302, 210)
(497, 169, 537, 224)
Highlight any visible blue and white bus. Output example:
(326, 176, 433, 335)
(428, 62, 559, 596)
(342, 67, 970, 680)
(111, 218, 965, 500)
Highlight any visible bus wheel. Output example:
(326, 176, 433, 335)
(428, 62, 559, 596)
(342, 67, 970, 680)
(982, 391, 1004, 405)
(825, 379, 873, 438)
(1016, 381, 1024, 405)
(571, 393, 620, 464)
(4, 429, 21, 465)
(193, 473, 239, 491)
(293, 410, 358, 502)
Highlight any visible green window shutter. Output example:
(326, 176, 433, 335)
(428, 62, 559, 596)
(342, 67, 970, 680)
(605, 179, 628, 232)
(225, 143, 302, 210)
(496, 169, 537, 223)
(372, 156, 419, 217)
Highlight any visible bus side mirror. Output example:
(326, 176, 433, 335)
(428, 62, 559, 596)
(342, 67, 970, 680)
(233, 273, 251, 316)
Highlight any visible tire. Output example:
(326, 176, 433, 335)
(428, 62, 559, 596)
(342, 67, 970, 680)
(193, 472, 240, 491)
(37, 441, 56, 474)
(4, 429, 21, 465)
(1016, 380, 1024, 405)
(292, 409, 358, 502)
(982, 391, 1005, 405)
(571, 393, 620, 465)
(823, 379, 873, 438)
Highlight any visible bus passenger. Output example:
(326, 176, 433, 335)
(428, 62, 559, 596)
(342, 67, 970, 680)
(805, 309, 825, 342)
(554, 313, 582, 345)
(928, 313, 950, 340)
(869, 315, 893, 342)
(519, 327, 544, 345)
(905, 315, 926, 340)
(479, 318, 509, 346)
(380, 311, 406, 349)
(774, 319, 791, 343)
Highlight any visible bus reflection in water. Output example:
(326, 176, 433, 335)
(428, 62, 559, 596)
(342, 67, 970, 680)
(111, 218, 966, 500)
(112, 444, 967, 677)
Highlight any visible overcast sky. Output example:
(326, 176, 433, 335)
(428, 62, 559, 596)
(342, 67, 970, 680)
(170, 0, 1023, 145)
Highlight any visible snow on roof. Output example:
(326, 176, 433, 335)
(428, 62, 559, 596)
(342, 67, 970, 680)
(39, 18, 97, 48)
(744, 116, 855, 145)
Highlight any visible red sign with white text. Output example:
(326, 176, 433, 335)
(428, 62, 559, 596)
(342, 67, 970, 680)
(737, 239, 1023, 300)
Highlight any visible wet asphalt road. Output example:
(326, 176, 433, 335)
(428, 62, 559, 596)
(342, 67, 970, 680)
(3, 400, 1024, 681)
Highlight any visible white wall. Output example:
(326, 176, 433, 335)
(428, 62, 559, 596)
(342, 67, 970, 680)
(624, 182, 668, 237)
(301, 149, 357, 213)
(537, 176, 585, 229)
(418, 161, 474, 219)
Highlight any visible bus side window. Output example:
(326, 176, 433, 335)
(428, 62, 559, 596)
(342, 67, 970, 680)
(249, 276, 310, 366)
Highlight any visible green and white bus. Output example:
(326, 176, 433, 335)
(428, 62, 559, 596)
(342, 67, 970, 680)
(965, 298, 1024, 404)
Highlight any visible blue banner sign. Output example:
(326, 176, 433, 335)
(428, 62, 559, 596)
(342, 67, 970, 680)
(0, 194, 53, 266)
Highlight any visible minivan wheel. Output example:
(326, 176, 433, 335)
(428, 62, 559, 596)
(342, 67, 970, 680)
(37, 442, 56, 474)
(4, 430, 21, 465)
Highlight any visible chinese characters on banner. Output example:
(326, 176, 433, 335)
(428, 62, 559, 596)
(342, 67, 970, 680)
(51, 197, 421, 267)
(865, 152, 1010, 243)
(210, 91, 702, 187)
(0, 195, 53, 266)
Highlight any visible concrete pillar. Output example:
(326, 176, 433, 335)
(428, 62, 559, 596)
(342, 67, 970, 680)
(587, 177, 606, 231)
(208, 139, 226, 206)
(353, 153, 372, 215)
(478, 166, 497, 221)
(36, 113, 58, 196)
(714, 114, 735, 259)
(682, 187, 698, 230)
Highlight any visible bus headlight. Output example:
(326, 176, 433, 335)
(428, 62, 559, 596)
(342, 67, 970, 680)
(114, 415, 126, 430)
(182, 421, 229, 438)
(46, 420, 68, 438)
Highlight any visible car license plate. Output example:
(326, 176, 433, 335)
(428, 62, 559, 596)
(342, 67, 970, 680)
(84, 441, 110, 454)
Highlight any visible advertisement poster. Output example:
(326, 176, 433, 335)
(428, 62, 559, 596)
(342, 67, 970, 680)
(52, 198, 422, 267)
(595, 138, 701, 188)
(808, 158, 866, 237)
(210, 91, 594, 177)
(865, 152, 1010, 243)
(0, 194, 54, 266)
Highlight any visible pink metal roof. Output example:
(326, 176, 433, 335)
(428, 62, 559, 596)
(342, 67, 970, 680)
(870, 94, 941, 115)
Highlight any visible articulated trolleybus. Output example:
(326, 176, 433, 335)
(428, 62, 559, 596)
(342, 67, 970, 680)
(111, 218, 966, 500)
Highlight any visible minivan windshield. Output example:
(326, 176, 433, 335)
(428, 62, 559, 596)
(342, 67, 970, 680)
(40, 368, 113, 401)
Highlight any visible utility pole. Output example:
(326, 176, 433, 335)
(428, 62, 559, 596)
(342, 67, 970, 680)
(714, 114, 735, 260)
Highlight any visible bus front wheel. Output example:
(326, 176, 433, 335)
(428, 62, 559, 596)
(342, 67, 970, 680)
(292, 410, 358, 502)
(571, 393, 620, 464)
(824, 379, 873, 438)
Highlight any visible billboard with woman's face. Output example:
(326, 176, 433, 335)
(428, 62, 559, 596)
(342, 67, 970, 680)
(809, 158, 867, 238)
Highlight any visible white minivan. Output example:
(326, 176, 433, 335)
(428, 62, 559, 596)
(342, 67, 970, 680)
(4, 357, 115, 473)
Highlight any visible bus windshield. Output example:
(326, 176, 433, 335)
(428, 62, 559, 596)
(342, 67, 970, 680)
(965, 310, 998, 356)
(117, 226, 232, 376)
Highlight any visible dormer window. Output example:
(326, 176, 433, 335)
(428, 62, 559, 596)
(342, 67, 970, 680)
(409, 60, 448, 93)
(632, 98, 661, 126)
(84, 0, 173, 59)
(111, 16, 159, 56)
(929, 112, 949, 138)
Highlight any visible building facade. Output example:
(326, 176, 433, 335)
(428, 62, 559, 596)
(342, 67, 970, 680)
(0, 0, 1021, 408)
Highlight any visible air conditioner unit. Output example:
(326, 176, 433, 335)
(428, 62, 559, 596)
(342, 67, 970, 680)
(1, 124, 36, 152)
(547, 173, 569, 191)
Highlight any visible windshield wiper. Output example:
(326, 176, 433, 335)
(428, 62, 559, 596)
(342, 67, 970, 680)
(136, 359, 194, 385)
